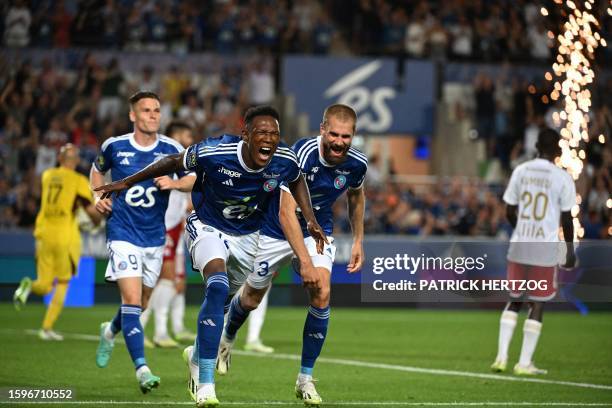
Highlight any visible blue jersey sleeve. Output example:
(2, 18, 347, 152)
(277, 145, 300, 183)
(183, 143, 204, 173)
(94, 139, 114, 173)
(348, 149, 368, 189)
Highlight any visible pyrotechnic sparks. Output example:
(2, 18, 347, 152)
(546, 0, 607, 238)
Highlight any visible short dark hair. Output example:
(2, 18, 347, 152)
(322, 104, 357, 128)
(244, 105, 280, 129)
(165, 120, 191, 138)
(537, 128, 561, 155)
(129, 90, 160, 106)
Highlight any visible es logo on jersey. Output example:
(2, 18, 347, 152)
(118, 261, 127, 270)
(334, 175, 347, 189)
(263, 179, 278, 192)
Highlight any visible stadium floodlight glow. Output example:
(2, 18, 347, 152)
(546, 0, 607, 237)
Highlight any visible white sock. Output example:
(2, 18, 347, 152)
(247, 288, 269, 344)
(103, 324, 115, 341)
(297, 373, 312, 383)
(496, 310, 518, 362)
(171, 292, 186, 335)
(519, 319, 542, 367)
(154, 279, 176, 340)
(136, 365, 150, 379)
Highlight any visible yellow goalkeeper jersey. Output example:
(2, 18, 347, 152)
(34, 167, 94, 241)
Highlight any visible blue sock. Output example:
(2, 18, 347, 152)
(300, 305, 330, 376)
(224, 295, 250, 341)
(198, 272, 229, 384)
(110, 307, 122, 334)
(121, 304, 146, 370)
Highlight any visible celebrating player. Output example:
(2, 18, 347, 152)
(13, 144, 102, 340)
(491, 128, 576, 375)
(216, 104, 367, 406)
(91, 91, 194, 393)
(94, 105, 326, 407)
(140, 120, 196, 348)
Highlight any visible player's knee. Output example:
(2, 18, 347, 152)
(507, 301, 522, 313)
(33, 280, 54, 295)
(202, 258, 226, 276)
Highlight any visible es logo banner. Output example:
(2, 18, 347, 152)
(283, 56, 434, 135)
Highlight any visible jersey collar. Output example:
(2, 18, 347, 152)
(129, 132, 159, 152)
(237, 140, 264, 173)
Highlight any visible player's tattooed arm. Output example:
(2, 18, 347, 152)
(287, 174, 328, 254)
(505, 204, 518, 229)
(346, 186, 365, 273)
(95, 152, 186, 199)
(560, 211, 576, 268)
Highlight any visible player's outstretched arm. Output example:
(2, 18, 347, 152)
(154, 173, 196, 192)
(287, 174, 328, 254)
(346, 186, 365, 273)
(279, 189, 320, 289)
(95, 152, 186, 199)
(560, 211, 576, 268)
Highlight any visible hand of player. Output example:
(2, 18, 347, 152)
(94, 179, 131, 199)
(154, 176, 176, 190)
(563, 247, 577, 269)
(347, 240, 364, 273)
(300, 262, 321, 289)
(306, 220, 328, 255)
(95, 196, 113, 214)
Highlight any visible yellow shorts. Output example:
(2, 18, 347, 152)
(36, 238, 81, 282)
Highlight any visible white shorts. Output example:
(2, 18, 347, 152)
(185, 213, 259, 295)
(247, 235, 336, 289)
(105, 241, 164, 288)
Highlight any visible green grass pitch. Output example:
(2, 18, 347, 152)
(0, 303, 611, 407)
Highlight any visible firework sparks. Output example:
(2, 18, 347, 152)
(545, 0, 607, 238)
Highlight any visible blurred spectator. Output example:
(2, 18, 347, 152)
(246, 61, 274, 106)
(97, 58, 124, 121)
(405, 15, 427, 58)
(528, 23, 552, 60)
(4, 0, 31, 47)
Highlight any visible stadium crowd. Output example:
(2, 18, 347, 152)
(0, 0, 609, 238)
(3, 0, 610, 61)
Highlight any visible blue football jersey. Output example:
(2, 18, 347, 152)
(182, 134, 300, 235)
(94, 133, 186, 247)
(260, 136, 368, 239)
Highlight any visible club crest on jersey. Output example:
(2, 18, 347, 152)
(263, 179, 278, 192)
(118, 261, 127, 270)
(334, 175, 347, 189)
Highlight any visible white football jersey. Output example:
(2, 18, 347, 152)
(165, 190, 189, 230)
(503, 158, 576, 266)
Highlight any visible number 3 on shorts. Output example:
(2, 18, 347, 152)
(257, 261, 269, 277)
